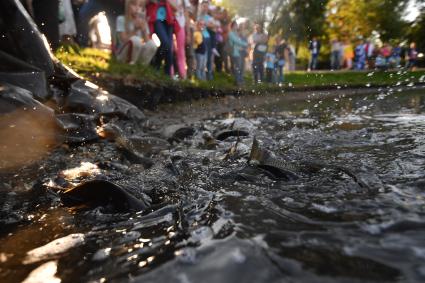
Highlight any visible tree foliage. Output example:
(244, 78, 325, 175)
(219, 0, 277, 25)
(269, 0, 329, 44)
(325, 0, 409, 42)
(408, 7, 425, 51)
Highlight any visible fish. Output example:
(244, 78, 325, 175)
(99, 124, 170, 168)
(248, 137, 300, 181)
(249, 137, 368, 188)
(61, 180, 148, 212)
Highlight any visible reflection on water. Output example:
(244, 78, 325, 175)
(1, 89, 425, 282)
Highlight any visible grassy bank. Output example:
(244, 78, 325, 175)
(56, 47, 425, 92)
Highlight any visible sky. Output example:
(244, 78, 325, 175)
(406, 0, 420, 21)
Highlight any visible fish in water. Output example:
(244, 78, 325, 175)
(248, 137, 300, 181)
(249, 137, 368, 187)
(61, 179, 148, 212)
(99, 124, 169, 168)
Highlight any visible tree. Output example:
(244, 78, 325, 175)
(269, 0, 329, 50)
(325, 0, 410, 42)
(219, 0, 278, 26)
(408, 7, 425, 51)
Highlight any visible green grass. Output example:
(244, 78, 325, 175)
(56, 47, 425, 92)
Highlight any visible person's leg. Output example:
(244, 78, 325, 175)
(115, 40, 133, 63)
(259, 61, 264, 82)
(240, 57, 245, 83)
(201, 53, 207, 80)
(128, 36, 143, 64)
(215, 42, 223, 72)
(312, 54, 318, 70)
(138, 40, 158, 65)
(175, 27, 187, 79)
(278, 65, 284, 83)
(204, 36, 213, 80)
(252, 62, 258, 83)
(186, 44, 195, 79)
(308, 54, 313, 70)
(154, 21, 173, 75)
(265, 68, 271, 83)
(195, 53, 202, 80)
(165, 24, 174, 76)
(231, 56, 237, 84)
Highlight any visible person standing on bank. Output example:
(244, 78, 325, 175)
(308, 36, 321, 71)
(251, 24, 268, 83)
(147, 0, 176, 76)
(115, 0, 157, 65)
(228, 20, 248, 86)
(275, 37, 288, 84)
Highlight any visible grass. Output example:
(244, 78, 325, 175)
(56, 47, 425, 92)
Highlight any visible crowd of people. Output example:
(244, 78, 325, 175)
(314, 38, 420, 72)
(23, 0, 421, 87)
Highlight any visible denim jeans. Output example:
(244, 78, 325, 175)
(231, 56, 243, 85)
(252, 61, 264, 83)
(153, 20, 173, 76)
(309, 53, 319, 70)
(195, 53, 207, 80)
(331, 51, 340, 70)
(203, 36, 213, 80)
(276, 65, 284, 83)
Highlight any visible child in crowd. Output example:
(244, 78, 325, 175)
(406, 42, 418, 70)
(251, 24, 268, 83)
(194, 20, 207, 80)
(354, 40, 366, 70)
(265, 47, 276, 83)
(228, 20, 248, 86)
(275, 37, 287, 83)
(343, 40, 354, 70)
(115, 0, 157, 65)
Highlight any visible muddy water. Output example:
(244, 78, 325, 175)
(1, 88, 425, 283)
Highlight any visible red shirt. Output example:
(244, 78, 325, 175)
(146, 0, 176, 34)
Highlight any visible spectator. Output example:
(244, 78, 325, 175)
(147, 0, 176, 76)
(364, 40, 375, 69)
(265, 47, 276, 83)
(185, 10, 195, 79)
(354, 39, 366, 70)
(213, 9, 224, 72)
(238, 21, 249, 80)
(251, 24, 268, 83)
(115, 0, 157, 65)
(174, 0, 190, 79)
(287, 44, 296, 71)
(194, 20, 207, 80)
(330, 38, 341, 70)
(275, 37, 288, 83)
(343, 39, 354, 70)
(308, 36, 321, 71)
(198, 1, 215, 80)
(390, 43, 402, 68)
(228, 20, 248, 86)
(406, 42, 418, 70)
(380, 43, 392, 63)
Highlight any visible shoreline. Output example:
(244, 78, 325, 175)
(90, 72, 425, 110)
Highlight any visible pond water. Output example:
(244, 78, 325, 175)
(1, 87, 425, 283)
